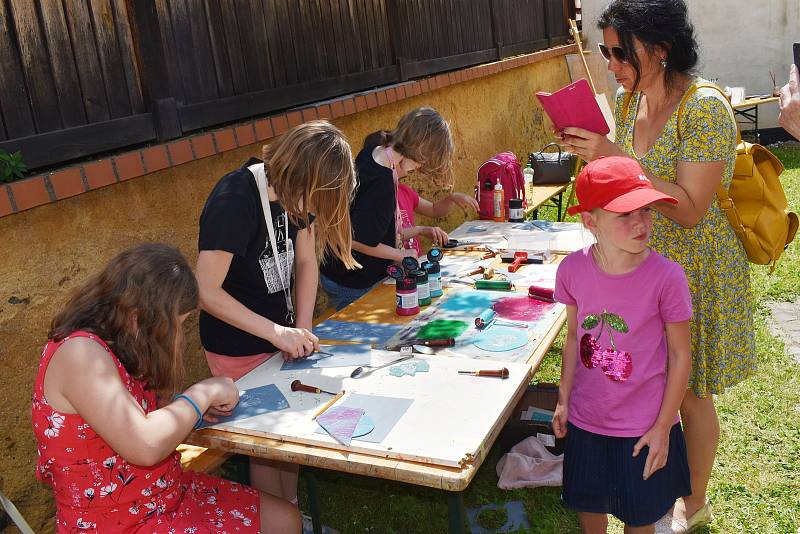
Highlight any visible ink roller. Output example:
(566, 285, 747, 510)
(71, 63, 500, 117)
(528, 285, 555, 302)
(500, 251, 543, 271)
(474, 279, 513, 291)
(474, 309, 528, 329)
(458, 368, 510, 379)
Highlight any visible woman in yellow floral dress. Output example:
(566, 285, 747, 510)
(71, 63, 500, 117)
(559, 1, 754, 531)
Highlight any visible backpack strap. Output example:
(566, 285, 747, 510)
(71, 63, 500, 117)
(675, 82, 741, 211)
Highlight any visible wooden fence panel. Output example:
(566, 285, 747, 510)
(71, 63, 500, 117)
(0, 0, 153, 168)
(8, 0, 61, 133)
(64, 1, 112, 124)
(39, 0, 86, 128)
(0, 1, 35, 140)
(393, 0, 497, 80)
(172, 0, 397, 132)
(0, 0, 571, 170)
(545, 0, 570, 45)
(494, 0, 550, 58)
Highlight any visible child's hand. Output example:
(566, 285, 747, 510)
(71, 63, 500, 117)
(552, 401, 568, 438)
(633, 423, 671, 480)
(202, 377, 240, 417)
(272, 325, 320, 359)
(450, 192, 479, 212)
(423, 226, 449, 246)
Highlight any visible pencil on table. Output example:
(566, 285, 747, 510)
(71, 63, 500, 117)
(312, 390, 345, 420)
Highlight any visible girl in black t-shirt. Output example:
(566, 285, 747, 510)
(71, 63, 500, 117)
(320, 107, 469, 310)
(196, 121, 357, 507)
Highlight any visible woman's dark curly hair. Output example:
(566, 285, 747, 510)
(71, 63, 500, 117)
(598, 0, 698, 93)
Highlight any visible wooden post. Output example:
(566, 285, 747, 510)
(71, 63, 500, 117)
(125, 0, 181, 141)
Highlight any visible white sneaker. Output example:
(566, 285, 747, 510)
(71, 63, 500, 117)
(301, 512, 340, 534)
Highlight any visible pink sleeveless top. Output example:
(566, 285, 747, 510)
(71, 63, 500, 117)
(31, 331, 259, 533)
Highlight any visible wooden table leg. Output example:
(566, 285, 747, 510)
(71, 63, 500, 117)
(447, 490, 466, 533)
(305, 468, 323, 534)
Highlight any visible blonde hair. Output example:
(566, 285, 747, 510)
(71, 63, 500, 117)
(263, 121, 359, 269)
(50, 244, 198, 394)
(368, 107, 454, 185)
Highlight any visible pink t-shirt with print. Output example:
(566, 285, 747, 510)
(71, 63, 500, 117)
(554, 246, 692, 437)
(397, 183, 421, 256)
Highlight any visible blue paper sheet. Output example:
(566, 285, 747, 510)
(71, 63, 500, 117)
(312, 320, 404, 344)
(280, 343, 373, 371)
(199, 383, 289, 428)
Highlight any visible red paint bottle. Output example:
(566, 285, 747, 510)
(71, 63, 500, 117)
(396, 276, 420, 316)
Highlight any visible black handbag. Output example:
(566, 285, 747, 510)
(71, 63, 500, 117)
(529, 143, 574, 185)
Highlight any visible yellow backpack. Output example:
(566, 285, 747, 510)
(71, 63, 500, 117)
(678, 83, 798, 270)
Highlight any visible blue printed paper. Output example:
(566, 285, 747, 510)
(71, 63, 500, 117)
(312, 320, 404, 344)
(199, 383, 289, 428)
(280, 343, 373, 371)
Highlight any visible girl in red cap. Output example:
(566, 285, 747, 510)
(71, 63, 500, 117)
(553, 157, 693, 532)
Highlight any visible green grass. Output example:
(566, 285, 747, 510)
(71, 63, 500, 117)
(289, 144, 800, 533)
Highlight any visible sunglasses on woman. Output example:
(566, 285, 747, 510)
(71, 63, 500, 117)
(598, 43, 633, 64)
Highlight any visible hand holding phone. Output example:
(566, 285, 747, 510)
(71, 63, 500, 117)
(778, 43, 800, 140)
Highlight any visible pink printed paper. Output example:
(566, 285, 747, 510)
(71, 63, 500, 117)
(494, 296, 555, 322)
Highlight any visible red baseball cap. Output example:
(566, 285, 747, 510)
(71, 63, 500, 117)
(567, 157, 677, 215)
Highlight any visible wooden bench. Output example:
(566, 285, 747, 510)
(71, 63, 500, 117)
(178, 444, 232, 474)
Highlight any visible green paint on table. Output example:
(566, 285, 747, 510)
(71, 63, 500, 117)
(416, 319, 469, 340)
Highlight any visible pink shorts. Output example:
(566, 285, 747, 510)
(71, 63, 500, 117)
(204, 350, 276, 381)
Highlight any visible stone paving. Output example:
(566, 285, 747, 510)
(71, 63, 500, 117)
(766, 300, 800, 365)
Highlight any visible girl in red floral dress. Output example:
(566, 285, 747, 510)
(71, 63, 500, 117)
(31, 243, 300, 533)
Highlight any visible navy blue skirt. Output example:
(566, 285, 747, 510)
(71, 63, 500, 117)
(562, 422, 691, 527)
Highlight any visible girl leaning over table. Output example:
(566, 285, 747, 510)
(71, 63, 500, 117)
(320, 107, 473, 310)
(195, 121, 359, 512)
(558, 1, 752, 530)
(32, 243, 300, 533)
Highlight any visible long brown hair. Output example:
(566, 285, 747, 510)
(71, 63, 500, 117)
(263, 120, 359, 269)
(365, 107, 454, 185)
(49, 243, 198, 393)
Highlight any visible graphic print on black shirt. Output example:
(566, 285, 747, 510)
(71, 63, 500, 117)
(258, 211, 294, 295)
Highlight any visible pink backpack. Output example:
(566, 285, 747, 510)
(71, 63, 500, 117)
(475, 152, 525, 220)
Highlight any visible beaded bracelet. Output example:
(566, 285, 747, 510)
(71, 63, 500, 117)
(174, 393, 203, 429)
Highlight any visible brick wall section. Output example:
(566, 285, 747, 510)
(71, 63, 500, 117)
(0, 44, 577, 218)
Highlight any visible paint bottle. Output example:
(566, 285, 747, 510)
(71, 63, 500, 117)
(421, 260, 442, 298)
(396, 277, 419, 316)
(508, 198, 524, 222)
(414, 269, 431, 306)
(523, 163, 535, 204)
(493, 178, 505, 222)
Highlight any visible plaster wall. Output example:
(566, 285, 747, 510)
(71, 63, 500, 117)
(581, 0, 799, 129)
(0, 56, 570, 532)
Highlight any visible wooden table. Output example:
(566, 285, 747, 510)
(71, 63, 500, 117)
(525, 178, 575, 221)
(187, 255, 567, 534)
(732, 95, 779, 142)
